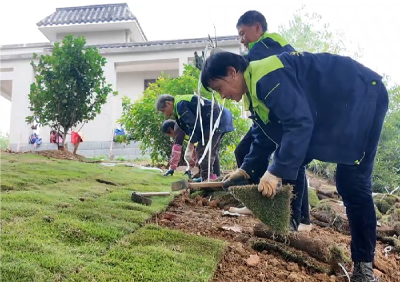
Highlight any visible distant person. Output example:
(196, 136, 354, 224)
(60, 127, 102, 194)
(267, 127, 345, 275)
(156, 94, 234, 182)
(161, 119, 197, 178)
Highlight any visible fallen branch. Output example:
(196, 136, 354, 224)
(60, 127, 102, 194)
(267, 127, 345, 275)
(376, 235, 400, 253)
(251, 239, 330, 274)
(253, 222, 349, 266)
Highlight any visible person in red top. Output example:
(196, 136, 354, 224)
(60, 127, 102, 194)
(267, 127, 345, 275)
(162, 119, 197, 177)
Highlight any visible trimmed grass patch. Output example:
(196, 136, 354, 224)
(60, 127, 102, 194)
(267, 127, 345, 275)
(70, 225, 226, 282)
(1, 153, 224, 281)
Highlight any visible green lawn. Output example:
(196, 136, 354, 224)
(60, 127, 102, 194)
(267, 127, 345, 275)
(1, 152, 225, 282)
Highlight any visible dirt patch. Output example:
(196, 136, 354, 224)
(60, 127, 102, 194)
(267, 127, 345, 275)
(152, 192, 400, 282)
(35, 150, 86, 161)
(30, 150, 100, 163)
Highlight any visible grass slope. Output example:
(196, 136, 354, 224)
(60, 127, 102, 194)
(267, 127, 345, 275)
(1, 153, 225, 282)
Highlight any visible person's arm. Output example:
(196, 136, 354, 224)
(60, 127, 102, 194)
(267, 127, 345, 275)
(168, 144, 182, 171)
(256, 68, 314, 180)
(240, 124, 275, 179)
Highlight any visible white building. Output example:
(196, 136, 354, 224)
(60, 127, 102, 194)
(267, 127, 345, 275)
(0, 3, 242, 159)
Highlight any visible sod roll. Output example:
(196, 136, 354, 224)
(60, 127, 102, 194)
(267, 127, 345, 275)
(230, 184, 293, 235)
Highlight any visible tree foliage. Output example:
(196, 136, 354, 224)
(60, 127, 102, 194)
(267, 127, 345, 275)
(373, 79, 400, 192)
(27, 35, 117, 147)
(118, 64, 249, 167)
(0, 132, 9, 150)
(278, 5, 363, 59)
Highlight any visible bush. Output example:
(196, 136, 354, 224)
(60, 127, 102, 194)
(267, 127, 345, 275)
(307, 160, 336, 183)
(118, 64, 249, 167)
(372, 82, 400, 193)
(0, 132, 9, 150)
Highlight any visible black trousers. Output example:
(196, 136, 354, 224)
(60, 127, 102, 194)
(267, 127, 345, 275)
(196, 132, 224, 179)
(335, 83, 388, 262)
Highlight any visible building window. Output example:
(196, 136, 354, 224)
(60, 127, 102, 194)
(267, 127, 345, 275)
(144, 79, 157, 90)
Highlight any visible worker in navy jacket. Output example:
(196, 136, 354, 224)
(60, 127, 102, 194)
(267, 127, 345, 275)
(223, 10, 312, 231)
(232, 10, 295, 184)
(200, 51, 388, 282)
(156, 94, 234, 181)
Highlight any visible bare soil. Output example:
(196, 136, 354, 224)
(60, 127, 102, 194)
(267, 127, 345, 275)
(153, 191, 400, 282)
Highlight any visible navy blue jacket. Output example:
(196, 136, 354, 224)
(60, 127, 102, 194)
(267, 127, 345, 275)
(244, 32, 296, 61)
(243, 52, 383, 180)
(240, 32, 295, 175)
(173, 95, 234, 144)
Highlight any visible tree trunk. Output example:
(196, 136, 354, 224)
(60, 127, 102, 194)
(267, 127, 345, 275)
(253, 222, 348, 265)
(58, 128, 69, 151)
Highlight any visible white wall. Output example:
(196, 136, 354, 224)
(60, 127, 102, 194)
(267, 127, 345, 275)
(8, 60, 34, 145)
(117, 69, 178, 102)
(69, 69, 178, 143)
(56, 30, 126, 45)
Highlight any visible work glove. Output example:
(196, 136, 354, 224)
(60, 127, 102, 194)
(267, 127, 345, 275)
(223, 168, 250, 187)
(184, 144, 195, 163)
(164, 169, 174, 176)
(258, 171, 282, 198)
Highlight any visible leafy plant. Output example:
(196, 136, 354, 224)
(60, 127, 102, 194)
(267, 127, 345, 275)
(278, 5, 363, 58)
(26, 34, 117, 149)
(0, 132, 9, 150)
(373, 80, 400, 193)
(118, 64, 249, 167)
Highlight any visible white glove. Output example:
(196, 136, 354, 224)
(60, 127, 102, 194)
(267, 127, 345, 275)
(184, 143, 195, 169)
(258, 171, 282, 198)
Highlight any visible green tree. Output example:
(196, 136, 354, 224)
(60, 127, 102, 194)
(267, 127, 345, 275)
(0, 131, 9, 150)
(373, 79, 400, 192)
(118, 64, 249, 167)
(26, 35, 117, 149)
(278, 5, 363, 58)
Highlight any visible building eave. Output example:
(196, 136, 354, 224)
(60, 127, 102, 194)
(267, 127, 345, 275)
(0, 35, 239, 61)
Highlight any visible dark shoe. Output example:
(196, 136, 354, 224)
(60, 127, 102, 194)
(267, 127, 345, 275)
(351, 262, 376, 282)
(289, 218, 299, 232)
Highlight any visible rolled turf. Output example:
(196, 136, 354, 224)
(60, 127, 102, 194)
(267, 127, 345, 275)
(229, 184, 293, 235)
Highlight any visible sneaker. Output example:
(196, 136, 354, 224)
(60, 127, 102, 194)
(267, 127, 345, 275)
(351, 262, 377, 282)
(210, 174, 218, 180)
(228, 206, 254, 215)
(298, 223, 313, 232)
(192, 177, 202, 182)
(194, 174, 218, 182)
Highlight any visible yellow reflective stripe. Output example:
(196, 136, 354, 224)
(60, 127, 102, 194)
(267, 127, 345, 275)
(243, 55, 284, 124)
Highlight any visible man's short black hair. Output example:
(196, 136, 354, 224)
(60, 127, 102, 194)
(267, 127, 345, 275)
(236, 10, 267, 32)
(201, 51, 249, 92)
(161, 119, 176, 134)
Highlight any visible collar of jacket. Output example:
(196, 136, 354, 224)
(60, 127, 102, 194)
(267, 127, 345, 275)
(248, 32, 269, 50)
(242, 65, 270, 124)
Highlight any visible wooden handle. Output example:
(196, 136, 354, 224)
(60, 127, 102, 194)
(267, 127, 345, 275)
(188, 181, 224, 189)
(136, 192, 171, 197)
